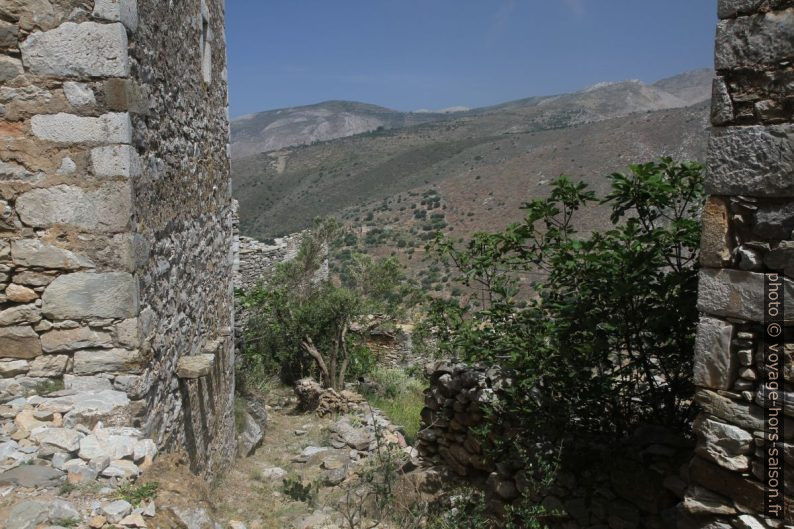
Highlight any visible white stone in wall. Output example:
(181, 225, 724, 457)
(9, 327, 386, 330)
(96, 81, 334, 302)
(715, 9, 794, 69)
(706, 125, 794, 197)
(11, 239, 94, 270)
(20, 22, 129, 77)
(72, 348, 141, 375)
(15, 183, 132, 232)
(31, 112, 132, 145)
(28, 354, 69, 377)
(91, 144, 140, 178)
(693, 415, 752, 471)
(41, 327, 113, 353)
(62, 82, 96, 108)
(693, 316, 735, 390)
(93, 0, 139, 32)
(42, 272, 138, 320)
(697, 268, 794, 322)
(114, 318, 139, 348)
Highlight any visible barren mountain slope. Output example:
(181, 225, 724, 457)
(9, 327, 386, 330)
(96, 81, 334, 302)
(234, 101, 709, 240)
(231, 101, 448, 159)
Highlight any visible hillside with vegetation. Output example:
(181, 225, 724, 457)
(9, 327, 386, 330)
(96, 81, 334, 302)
(232, 70, 711, 243)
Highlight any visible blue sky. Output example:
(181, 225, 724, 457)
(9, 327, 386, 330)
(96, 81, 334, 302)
(226, 1, 716, 118)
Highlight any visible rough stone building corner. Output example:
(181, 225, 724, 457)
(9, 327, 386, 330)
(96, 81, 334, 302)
(0, 0, 236, 476)
(684, 1, 794, 527)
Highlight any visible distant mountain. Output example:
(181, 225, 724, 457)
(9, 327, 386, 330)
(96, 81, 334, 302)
(231, 69, 713, 240)
(230, 101, 448, 159)
(652, 68, 714, 105)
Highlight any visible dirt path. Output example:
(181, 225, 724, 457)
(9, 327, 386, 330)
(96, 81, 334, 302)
(209, 387, 360, 529)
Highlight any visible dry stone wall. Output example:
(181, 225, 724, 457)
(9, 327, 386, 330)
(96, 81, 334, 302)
(0, 0, 235, 478)
(683, 1, 794, 528)
(417, 363, 694, 529)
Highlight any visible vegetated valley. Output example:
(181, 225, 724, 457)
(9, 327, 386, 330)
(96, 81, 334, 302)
(232, 69, 710, 294)
(225, 69, 715, 529)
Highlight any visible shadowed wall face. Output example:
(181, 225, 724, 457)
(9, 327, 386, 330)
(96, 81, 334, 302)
(0, 0, 235, 477)
(684, 1, 794, 527)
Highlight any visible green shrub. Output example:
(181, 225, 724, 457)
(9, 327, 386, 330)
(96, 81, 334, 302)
(425, 158, 703, 477)
(282, 475, 320, 506)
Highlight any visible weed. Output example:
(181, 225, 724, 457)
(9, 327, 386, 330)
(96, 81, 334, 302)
(30, 378, 64, 396)
(116, 482, 159, 506)
(51, 519, 79, 528)
(234, 397, 247, 434)
(58, 482, 78, 495)
(282, 475, 319, 506)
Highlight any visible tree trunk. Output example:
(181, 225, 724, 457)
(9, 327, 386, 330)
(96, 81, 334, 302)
(301, 337, 330, 388)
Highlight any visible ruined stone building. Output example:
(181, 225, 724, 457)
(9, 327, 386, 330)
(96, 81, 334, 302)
(686, 1, 794, 527)
(0, 0, 792, 527)
(0, 0, 235, 477)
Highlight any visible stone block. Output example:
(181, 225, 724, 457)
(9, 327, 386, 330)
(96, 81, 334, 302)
(715, 9, 794, 69)
(718, 0, 792, 19)
(0, 359, 29, 376)
(706, 125, 794, 197)
(93, 0, 138, 31)
(0, 304, 41, 326)
(753, 201, 794, 239)
(72, 348, 141, 375)
(0, 326, 41, 359)
(711, 77, 734, 125)
(693, 415, 752, 471)
(11, 239, 94, 270)
(62, 82, 95, 108)
(694, 390, 769, 433)
(42, 272, 138, 319)
(699, 197, 732, 268)
(20, 21, 129, 77)
(689, 457, 794, 522)
(0, 55, 23, 83)
(176, 354, 215, 378)
(0, 20, 19, 48)
(697, 268, 794, 322)
(63, 374, 113, 391)
(28, 354, 68, 377)
(765, 240, 794, 271)
(115, 318, 139, 348)
(91, 144, 140, 177)
(693, 316, 735, 389)
(15, 183, 132, 232)
(5, 284, 37, 303)
(41, 327, 112, 353)
(30, 112, 132, 144)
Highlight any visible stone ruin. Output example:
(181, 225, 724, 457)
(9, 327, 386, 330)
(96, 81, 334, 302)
(683, 1, 793, 528)
(0, 0, 236, 481)
(0, 0, 790, 528)
(418, 2, 794, 528)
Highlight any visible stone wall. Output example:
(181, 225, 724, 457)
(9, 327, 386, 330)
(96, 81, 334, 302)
(0, 0, 235, 478)
(417, 363, 693, 529)
(682, 2, 794, 527)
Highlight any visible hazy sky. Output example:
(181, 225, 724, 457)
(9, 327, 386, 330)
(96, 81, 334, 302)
(226, 1, 716, 118)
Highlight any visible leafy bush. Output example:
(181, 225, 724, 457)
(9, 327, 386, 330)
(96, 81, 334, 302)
(241, 219, 419, 389)
(425, 158, 703, 462)
(282, 475, 320, 506)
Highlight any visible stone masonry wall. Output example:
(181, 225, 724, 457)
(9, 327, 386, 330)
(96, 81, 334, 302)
(0, 0, 235, 478)
(417, 363, 694, 529)
(681, 2, 794, 528)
